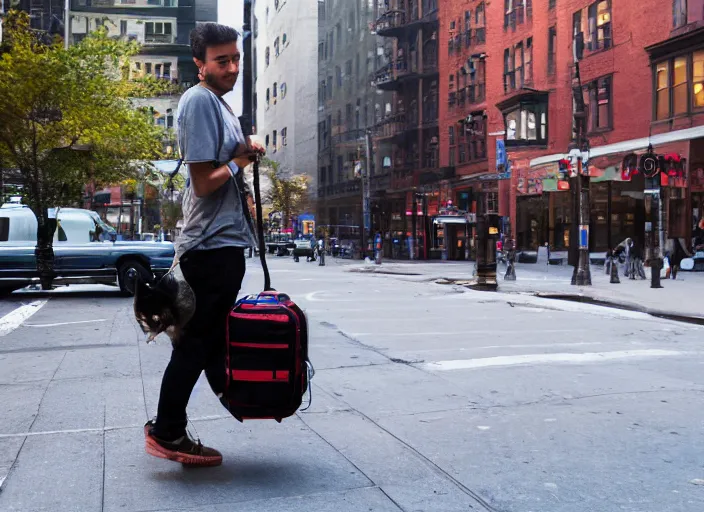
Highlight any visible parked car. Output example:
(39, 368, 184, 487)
(0, 204, 174, 296)
(292, 238, 316, 262)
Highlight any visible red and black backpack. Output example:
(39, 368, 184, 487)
(223, 158, 313, 423)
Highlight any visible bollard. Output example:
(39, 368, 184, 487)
(609, 255, 620, 284)
(650, 257, 663, 289)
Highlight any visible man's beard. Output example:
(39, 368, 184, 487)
(203, 72, 236, 95)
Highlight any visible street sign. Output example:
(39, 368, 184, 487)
(579, 225, 589, 249)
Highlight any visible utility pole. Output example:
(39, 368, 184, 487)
(361, 130, 372, 259)
(411, 193, 418, 260)
(570, 31, 591, 286)
(239, 0, 253, 139)
(64, 0, 70, 49)
(643, 145, 664, 288)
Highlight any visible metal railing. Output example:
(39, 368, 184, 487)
(144, 33, 174, 44)
(375, 113, 407, 138)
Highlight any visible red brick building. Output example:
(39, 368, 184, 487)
(437, 0, 704, 256)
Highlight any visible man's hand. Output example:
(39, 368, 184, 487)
(232, 137, 266, 169)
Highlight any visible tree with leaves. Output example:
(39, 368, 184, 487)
(262, 159, 309, 232)
(0, 11, 172, 288)
(142, 164, 187, 241)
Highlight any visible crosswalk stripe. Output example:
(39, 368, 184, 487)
(421, 349, 685, 371)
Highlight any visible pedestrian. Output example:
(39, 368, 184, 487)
(144, 23, 264, 467)
(669, 237, 692, 280)
(318, 236, 325, 266)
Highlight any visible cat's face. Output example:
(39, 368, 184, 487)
(134, 279, 177, 343)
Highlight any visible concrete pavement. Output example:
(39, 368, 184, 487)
(0, 257, 703, 511)
(343, 258, 704, 322)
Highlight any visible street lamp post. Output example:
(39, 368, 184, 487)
(570, 32, 592, 286)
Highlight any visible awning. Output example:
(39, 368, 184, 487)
(434, 214, 477, 224)
(434, 216, 467, 225)
(529, 125, 704, 168)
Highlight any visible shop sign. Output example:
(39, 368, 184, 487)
(516, 162, 564, 196)
(496, 139, 511, 179)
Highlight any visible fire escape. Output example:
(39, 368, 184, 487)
(372, 0, 439, 192)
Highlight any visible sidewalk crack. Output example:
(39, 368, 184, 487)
(1, 350, 67, 492)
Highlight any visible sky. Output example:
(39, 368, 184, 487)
(218, 0, 244, 116)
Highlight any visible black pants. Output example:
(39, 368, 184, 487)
(153, 247, 246, 440)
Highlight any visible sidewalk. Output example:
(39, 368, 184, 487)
(344, 258, 704, 322)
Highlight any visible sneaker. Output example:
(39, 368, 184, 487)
(144, 420, 222, 467)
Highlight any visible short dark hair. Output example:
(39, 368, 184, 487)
(190, 23, 239, 62)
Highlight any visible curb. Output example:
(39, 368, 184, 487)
(534, 293, 704, 326)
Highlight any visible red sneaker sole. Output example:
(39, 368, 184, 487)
(145, 436, 222, 467)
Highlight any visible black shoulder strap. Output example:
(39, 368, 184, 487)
(252, 158, 272, 291)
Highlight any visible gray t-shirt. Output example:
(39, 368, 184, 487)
(175, 85, 256, 257)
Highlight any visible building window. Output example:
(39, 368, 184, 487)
(653, 51, 704, 120)
(503, 48, 515, 93)
(280, 82, 287, 99)
(656, 61, 670, 120)
(547, 26, 556, 76)
(514, 43, 524, 89)
(145, 22, 172, 43)
(504, 0, 516, 30)
(281, 127, 287, 146)
(473, 58, 486, 102)
(525, 38, 533, 84)
(673, 57, 688, 115)
(694, 51, 704, 108)
(274, 37, 280, 57)
(673, 0, 687, 28)
(475, 3, 486, 43)
(272, 130, 277, 151)
(318, 42, 325, 61)
(504, 98, 548, 146)
(465, 115, 487, 161)
(449, 126, 456, 166)
(266, 87, 270, 107)
(590, 1, 612, 51)
(587, 76, 611, 131)
(549, 0, 556, 9)
(464, 11, 471, 48)
(575, 1, 612, 53)
(265, 47, 270, 66)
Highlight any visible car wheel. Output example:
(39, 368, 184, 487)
(118, 260, 150, 297)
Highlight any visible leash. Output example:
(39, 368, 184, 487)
(251, 155, 272, 291)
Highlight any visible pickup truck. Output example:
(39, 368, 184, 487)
(0, 205, 174, 296)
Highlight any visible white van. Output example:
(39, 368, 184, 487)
(0, 205, 116, 244)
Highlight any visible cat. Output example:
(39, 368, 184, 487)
(133, 263, 196, 346)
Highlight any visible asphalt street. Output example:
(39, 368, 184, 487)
(0, 255, 703, 512)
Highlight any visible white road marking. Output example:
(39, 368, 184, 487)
(349, 329, 583, 337)
(422, 349, 685, 371)
(0, 300, 47, 337)
(0, 414, 232, 440)
(24, 319, 107, 328)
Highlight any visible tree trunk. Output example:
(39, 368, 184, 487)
(34, 206, 57, 290)
(28, 167, 57, 290)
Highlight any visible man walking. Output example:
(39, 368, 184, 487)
(144, 23, 264, 467)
